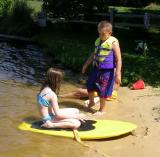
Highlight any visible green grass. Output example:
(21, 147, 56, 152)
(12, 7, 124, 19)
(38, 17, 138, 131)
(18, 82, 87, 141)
(109, 6, 137, 13)
(0, 0, 37, 36)
(27, 0, 42, 14)
(109, 3, 160, 14)
(32, 24, 160, 87)
(144, 3, 160, 11)
(32, 25, 95, 71)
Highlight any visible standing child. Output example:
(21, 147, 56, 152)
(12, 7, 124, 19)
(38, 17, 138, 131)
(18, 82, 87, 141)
(37, 67, 85, 128)
(82, 21, 122, 115)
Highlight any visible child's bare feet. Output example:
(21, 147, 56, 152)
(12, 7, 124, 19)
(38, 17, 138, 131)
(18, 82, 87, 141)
(41, 120, 55, 128)
(88, 102, 95, 108)
(84, 97, 100, 107)
(83, 102, 96, 113)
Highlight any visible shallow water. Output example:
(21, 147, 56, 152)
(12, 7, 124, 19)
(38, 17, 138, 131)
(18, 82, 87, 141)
(0, 81, 105, 157)
(0, 42, 105, 157)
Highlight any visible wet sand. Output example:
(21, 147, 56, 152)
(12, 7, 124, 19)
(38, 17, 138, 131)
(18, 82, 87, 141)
(0, 80, 160, 157)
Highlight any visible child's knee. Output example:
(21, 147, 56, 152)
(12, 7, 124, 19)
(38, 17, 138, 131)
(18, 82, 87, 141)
(70, 108, 79, 114)
(72, 119, 81, 129)
(74, 108, 79, 114)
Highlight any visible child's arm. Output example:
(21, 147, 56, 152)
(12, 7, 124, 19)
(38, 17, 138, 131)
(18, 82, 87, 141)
(82, 53, 94, 74)
(112, 41, 122, 85)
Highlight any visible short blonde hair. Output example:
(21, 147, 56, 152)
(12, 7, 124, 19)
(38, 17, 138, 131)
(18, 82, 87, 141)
(98, 21, 112, 33)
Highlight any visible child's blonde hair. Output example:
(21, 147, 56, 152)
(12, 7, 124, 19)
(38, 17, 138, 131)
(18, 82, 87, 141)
(98, 21, 112, 33)
(41, 67, 63, 95)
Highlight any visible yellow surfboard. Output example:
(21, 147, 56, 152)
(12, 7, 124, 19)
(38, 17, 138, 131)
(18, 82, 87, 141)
(18, 120, 137, 140)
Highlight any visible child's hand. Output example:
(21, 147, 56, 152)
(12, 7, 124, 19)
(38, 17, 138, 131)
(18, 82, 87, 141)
(115, 72, 121, 85)
(82, 53, 94, 74)
(77, 113, 87, 123)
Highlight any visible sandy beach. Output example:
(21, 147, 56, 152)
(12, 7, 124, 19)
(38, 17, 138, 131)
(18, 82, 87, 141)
(83, 86, 160, 157)
(1, 80, 160, 157)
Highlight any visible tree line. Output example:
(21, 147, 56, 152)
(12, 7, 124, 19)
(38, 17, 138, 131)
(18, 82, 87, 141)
(43, 0, 160, 18)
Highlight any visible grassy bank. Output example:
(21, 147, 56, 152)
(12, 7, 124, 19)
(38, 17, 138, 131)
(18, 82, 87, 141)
(33, 24, 160, 87)
(0, 0, 38, 36)
(1, 1, 160, 86)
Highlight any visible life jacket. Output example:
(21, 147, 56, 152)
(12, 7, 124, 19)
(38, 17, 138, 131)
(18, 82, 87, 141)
(93, 36, 118, 69)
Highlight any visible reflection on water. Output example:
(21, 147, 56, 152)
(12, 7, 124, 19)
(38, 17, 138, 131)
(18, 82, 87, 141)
(0, 42, 105, 157)
(0, 42, 50, 85)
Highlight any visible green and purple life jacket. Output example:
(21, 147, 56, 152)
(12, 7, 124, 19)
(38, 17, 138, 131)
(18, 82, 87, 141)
(93, 36, 118, 69)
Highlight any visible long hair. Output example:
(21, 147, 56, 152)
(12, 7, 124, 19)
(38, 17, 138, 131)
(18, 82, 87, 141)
(41, 67, 64, 95)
